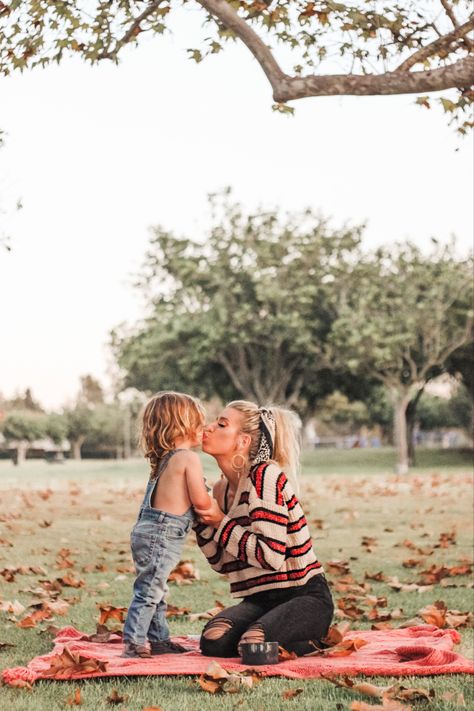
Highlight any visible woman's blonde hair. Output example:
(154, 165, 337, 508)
(227, 400, 302, 496)
(141, 391, 205, 477)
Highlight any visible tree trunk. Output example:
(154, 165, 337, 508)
(123, 407, 131, 459)
(406, 388, 425, 467)
(392, 391, 411, 474)
(70, 436, 86, 460)
(13, 441, 28, 466)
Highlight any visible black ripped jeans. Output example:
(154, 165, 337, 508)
(200, 574, 334, 657)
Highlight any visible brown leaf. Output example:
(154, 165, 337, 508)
(325, 638, 368, 657)
(0, 640, 15, 649)
(66, 688, 83, 706)
(43, 646, 108, 678)
(419, 600, 447, 628)
(322, 622, 352, 647)
(17, 607, 52, 628)
(198, 675, 223, 694)
(278, 646, 298, 661)
(197, 660, 260, 694)
(97, 604, 127, 625)
(106, 689, 128, 704)
(365, 571, 385, 582)
(371, 622, 394, 630)
(166, 603, 191, 619)
(81, 624, 122, 643)
(326, 559, 350, 575)
(187, 600, 225, 622)
(168, 560, 200, 585)
(445, 610, 474, 629)
(4, 678, 32, 690)
(282, 688, 304, 699)
(351, 701, 411, 711)
(57, 573, 85, 588)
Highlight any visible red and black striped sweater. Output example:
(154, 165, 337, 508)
(194, 461, 323, 598)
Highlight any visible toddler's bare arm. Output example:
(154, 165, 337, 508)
(184, 451, 212, 510)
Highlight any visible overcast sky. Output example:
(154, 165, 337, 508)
(0, 12, 472, 410)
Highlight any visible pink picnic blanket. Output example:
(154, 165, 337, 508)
(2, 625, 473, 685)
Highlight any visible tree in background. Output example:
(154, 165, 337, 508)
(316, 390, 369, 434)
(0, 410, 46, 465)
(7, 387, 43, 412)
(112, 191, 363, 407)
(62, 374, 104, 459)
(330, 240, 473, 473)
(1, 2, 472, 130)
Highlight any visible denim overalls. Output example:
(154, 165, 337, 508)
(123, 450, 194, 646)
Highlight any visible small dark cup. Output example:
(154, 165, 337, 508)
(239, 641, 280, 665)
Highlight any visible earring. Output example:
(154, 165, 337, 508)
(231, 453, 246, 473)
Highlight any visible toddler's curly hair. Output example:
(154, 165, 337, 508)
(140, 391, 205, 478)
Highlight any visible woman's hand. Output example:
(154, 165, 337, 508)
(195, 497, 225, 527)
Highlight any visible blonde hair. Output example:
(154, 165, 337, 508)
(141, 391, 205, 478)
(227, 400, 302, 496)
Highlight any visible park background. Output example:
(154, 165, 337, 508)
(0, 2, 473, 710)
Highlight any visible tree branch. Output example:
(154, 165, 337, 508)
(98, 1, 164, 60)
(440, 0, 460, 29)
(197, 0, 474, 103)
(397, 17, 474, 72)
(197, 0, 285, 88)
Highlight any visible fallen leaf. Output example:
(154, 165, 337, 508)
(43, 646, 108, 678)
(351, 701, 411, 711)
(282, 688, 304, 699)
(419, 600, 447, 628)
(106, 689, 128, 704)
(187, 600, 225, 622)
(66, 688, 83, 706)
(0, 641, 16, 650)
(4, 678, 33, 690)
(97, 604, 127, 625)
(57, 573, 85, 588)
(321, 622, 352, 648)
(0, 599, 25, 616)
(278, 646, 298, 661)
(326, 560, 351, 575)
(197, 660, 260, 694)
(168, 560, 200, 584)
(166, 603, 191, 618)
(17, 607, 52, 628)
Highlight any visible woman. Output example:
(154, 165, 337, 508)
(194, 400, 334, 657)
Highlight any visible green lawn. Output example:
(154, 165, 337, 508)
(0, 450, 472, 710)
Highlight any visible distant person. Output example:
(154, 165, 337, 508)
(194, 400, 334, 657)
(122, 391, 212, 658)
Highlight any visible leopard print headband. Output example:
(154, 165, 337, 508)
(251, 408, 276, 466)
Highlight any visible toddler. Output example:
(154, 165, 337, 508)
(122, 391, 212, 657)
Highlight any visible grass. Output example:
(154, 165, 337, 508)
(0, 449, 472, 710)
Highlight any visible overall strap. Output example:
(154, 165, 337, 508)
(144, 448, 185, 508)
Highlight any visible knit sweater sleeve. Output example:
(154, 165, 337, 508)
(193, 521, 225, 571)
(212, 463, 289, 571)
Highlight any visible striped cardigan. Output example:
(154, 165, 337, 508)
(194, 461, 323, 598)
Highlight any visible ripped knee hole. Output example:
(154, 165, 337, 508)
(202, 618, 233, 640)
(239, 623, 265, 645)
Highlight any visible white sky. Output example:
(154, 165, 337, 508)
(0, 12, 472, 410)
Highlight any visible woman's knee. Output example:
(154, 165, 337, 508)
(200, 617, 235, 657)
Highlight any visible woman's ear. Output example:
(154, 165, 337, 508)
(238, 433, 252, 452)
